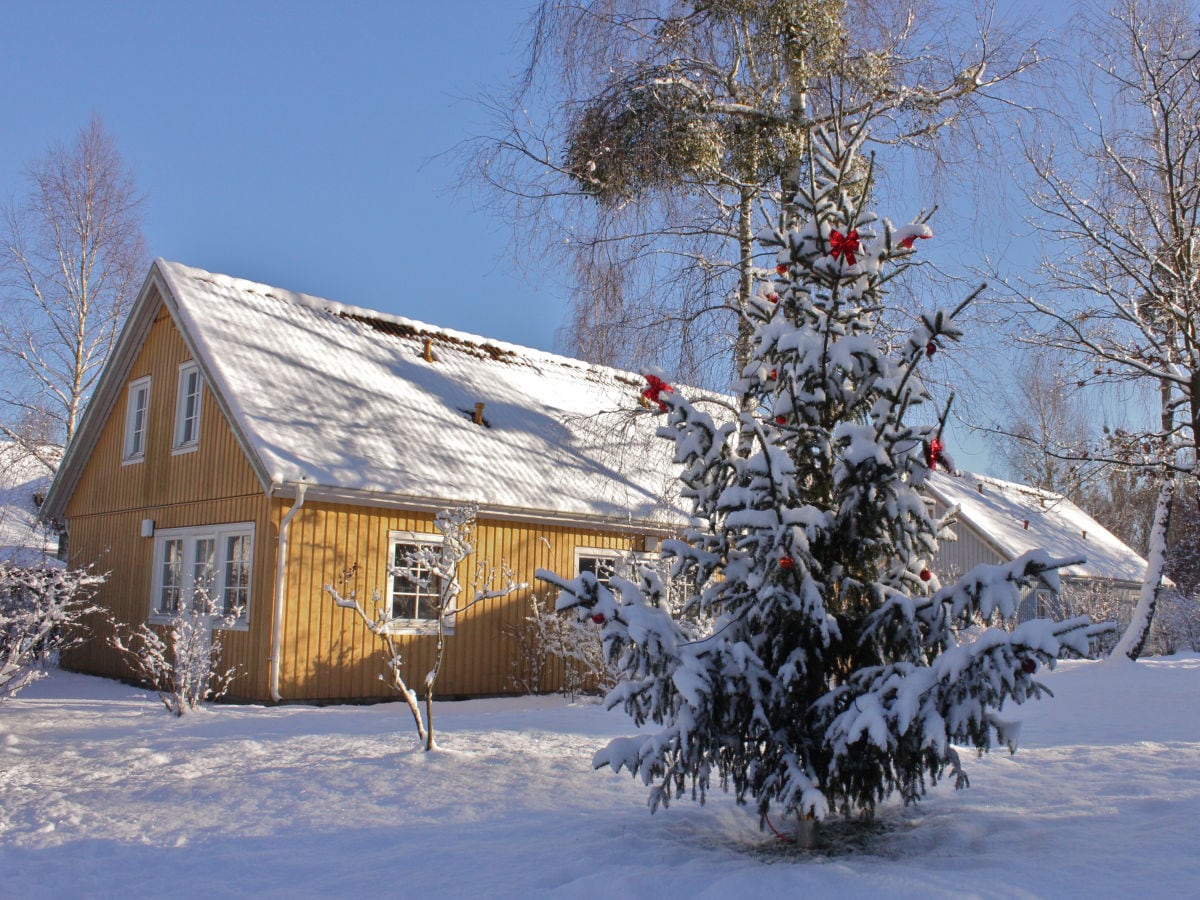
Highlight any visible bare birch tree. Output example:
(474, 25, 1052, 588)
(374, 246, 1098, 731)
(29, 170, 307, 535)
(1015, 0, 1200, 658)
(472, 0, 1043, 384)
(0, 118, 146, 448)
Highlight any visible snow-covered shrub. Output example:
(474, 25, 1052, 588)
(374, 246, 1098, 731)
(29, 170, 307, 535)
(0, 561, 102, 702)
(540, 128, 1108, 833)
(506, 593, 617, 699)
(109, 593, 240, 716)
(1148, 590, 1200, 654)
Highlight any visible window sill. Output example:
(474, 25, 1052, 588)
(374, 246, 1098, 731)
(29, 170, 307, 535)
(147, 614, 249, 632)
(384, 619, 454, 636)
(170, 442, 200, 456)
(121, 454, 145, 466)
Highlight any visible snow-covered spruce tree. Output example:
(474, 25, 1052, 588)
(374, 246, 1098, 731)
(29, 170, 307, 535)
(538, 131, 1107, 831)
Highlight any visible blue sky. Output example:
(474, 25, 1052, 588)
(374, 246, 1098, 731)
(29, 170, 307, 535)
(2, 1, 1079, 476)
(1, 1, 565, 351)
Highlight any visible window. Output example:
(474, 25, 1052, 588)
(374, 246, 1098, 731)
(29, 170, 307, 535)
(173, 362, 202, 451)
(150, 523, 254, 627)
(576, 547, 698, 612)
(576, 549, 620, 586)
(122, 376, 151, 462)
(387, 531, 448, 633)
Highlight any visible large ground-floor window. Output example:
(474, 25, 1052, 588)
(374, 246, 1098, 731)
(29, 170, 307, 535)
(149, 523, 254, 627)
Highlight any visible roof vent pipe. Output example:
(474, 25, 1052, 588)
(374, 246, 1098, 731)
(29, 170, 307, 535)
(474, 402, 486, 425)
(423, 337, 434, 363)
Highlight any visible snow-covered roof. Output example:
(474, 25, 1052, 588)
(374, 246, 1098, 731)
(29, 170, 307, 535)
(49, 260, 687, 528)
(0, 442, 58, 563)
(926, 469, 1147, 584)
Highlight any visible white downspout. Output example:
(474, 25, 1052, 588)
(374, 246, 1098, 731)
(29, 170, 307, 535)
(270, 483, 307, 702)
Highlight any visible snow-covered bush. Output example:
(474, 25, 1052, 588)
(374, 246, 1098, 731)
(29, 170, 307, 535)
(539, 128, 1108, 835)
(506, 593, 617, 699)
(1149, 590, 1200, 654)
(0, 560, 102, 702)
(109, 593, 240, 716)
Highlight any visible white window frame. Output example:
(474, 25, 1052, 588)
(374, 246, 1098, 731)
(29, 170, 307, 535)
(576, 546, 697, 610)
(575, 547, 624, 586)
(172, 361, 203, 453)
(149, 522, 255, 629)
(122, 376, 151, 463)
(386, 530, 450, 635)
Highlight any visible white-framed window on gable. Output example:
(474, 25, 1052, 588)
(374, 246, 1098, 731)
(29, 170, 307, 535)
(149, 523, 254, 628)
(122, 376, 151, 463)
(173, 361, 203, 452)
(387, 531, 449, 634)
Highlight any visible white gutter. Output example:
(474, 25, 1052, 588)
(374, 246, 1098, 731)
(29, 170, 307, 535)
(269, 483, 307, 702)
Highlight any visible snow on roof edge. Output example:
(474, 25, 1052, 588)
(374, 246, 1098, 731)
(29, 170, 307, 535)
(154, 259, 664, 390)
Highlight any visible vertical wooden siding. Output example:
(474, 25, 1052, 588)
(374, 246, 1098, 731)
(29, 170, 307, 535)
(61, 294, 274, 700)
(274, 499, 637, 701)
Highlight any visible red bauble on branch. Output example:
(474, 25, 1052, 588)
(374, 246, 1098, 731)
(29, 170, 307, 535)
(926, 341, 937, 358)
(779, 555, 795, 570)
(776, 263, 788, 276)
(591, 612, 606, 625)
(828, 229, 861, 266)
(641, 373, 674, 412)
(919, 568, 932, 582)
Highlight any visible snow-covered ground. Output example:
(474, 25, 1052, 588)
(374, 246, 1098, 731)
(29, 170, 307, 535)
(2, 657, 1198, 898)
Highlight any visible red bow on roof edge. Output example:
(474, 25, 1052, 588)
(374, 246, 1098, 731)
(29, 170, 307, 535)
(642, 374, 674, 411)
(925, 437, 945, 471)
(828, 229, 861, 266)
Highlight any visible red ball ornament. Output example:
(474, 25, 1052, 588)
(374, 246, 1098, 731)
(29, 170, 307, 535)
(1021, 658, 1037, 675)
(775, 415, 787, 425)
(591, 612, 605, 625)
(776, 263, 788, 275)
(926, 341, 937, 358)
(767, 293, 779, 303)
(919, 568, 932, 582)
(779, 555, 795, 570)
(768, 368, 778, 381)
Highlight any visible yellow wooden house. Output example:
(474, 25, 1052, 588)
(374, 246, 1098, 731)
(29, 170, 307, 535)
(43, 260, 683, 702)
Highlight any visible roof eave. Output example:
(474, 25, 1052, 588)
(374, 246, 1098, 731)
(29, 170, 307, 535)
(267, 480, 684, 535)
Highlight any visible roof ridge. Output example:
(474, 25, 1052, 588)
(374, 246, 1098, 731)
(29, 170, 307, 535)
(156, 258, 651, 387)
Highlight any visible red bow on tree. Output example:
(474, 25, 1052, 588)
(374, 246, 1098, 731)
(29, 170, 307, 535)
(925, 437, 945, 471)
(642, 374, 674, 411)
(829, 229, 860, 266)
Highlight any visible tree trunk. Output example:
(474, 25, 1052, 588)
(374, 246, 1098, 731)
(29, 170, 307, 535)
(1111, 470, 1174, 661)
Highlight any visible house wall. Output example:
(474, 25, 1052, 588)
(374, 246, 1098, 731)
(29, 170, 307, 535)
(59, 294, 275, 699)
(271, 498, 637, 702)
(58, 291, 645, 702)
(929, 498, 1006, 579)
